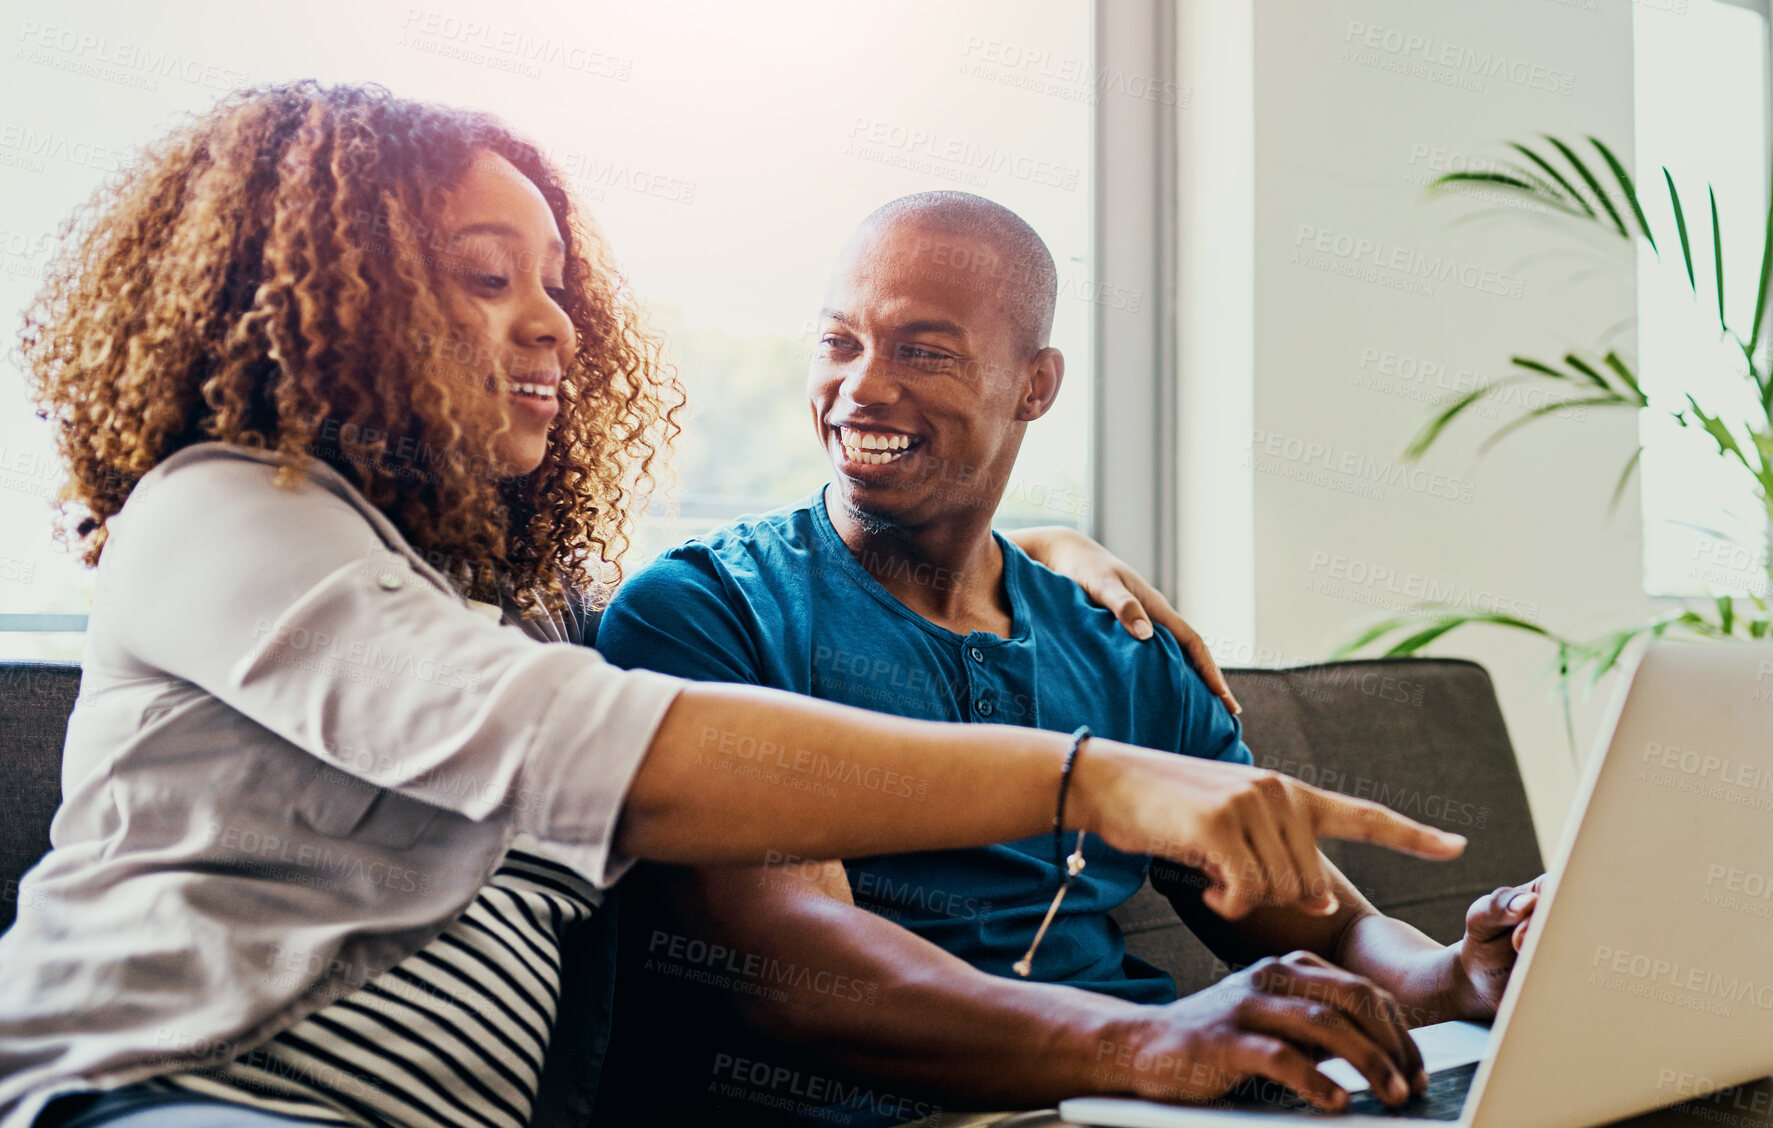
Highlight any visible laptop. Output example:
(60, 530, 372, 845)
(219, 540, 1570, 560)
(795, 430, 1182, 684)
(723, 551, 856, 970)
(1060, 641, 1773, 1128)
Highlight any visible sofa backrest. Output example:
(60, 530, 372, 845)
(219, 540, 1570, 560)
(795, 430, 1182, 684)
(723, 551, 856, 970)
(1112, 657, 1543, 996)
(0, 662, 79, 934)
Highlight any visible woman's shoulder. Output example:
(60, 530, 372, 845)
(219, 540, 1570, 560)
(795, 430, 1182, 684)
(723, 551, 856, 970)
(104, 442, 390, 578)
(129, 442, 358, 510)
(117, 442, 397, 542)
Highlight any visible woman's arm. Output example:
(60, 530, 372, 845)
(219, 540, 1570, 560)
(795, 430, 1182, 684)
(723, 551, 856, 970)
(108, 451, 1460, 896)
(1007, 526, 1241, 715)
(618, 684, 1466, 903)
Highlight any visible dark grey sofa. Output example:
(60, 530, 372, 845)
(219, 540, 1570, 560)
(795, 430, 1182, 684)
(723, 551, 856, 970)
(0, 657, 1541, 964)
(0, 661, 77, 935)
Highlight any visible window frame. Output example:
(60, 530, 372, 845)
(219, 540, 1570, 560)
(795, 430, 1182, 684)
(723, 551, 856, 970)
(1091, 0, 1178, 596)
(1638, 0, 1773, 602)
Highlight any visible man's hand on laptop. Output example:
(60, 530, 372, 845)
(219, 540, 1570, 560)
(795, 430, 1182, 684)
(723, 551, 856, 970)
(1093, 950, 1426, 1111)
(1075, 743, 1467, 920)
(1447, 875, 1546, 1016)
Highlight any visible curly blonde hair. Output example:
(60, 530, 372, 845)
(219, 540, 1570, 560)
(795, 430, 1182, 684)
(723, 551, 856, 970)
(20, 81, 683, 613)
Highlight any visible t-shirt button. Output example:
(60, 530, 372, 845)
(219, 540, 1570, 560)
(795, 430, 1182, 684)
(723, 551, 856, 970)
(376, 572, 404, 591)
(969, 646, 985, 663)
(975, 698, 995, 717)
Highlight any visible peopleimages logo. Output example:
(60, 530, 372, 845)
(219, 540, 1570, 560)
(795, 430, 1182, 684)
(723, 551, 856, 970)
(1247, 429, 1478, 505)
(1341, 20, 1577, 96)
(844, 117, 1082, 191)
(695, 726, 929, 800)
(395, 8, 633, 80)
(1642, 741, 1773, 792)
(1306, 551, 1540, 621)
(1293, 225, 1526, 300)
(1590, 944, 1773, 1012)
(14, 21, 252, 92)
(958, 36, 1188, 107)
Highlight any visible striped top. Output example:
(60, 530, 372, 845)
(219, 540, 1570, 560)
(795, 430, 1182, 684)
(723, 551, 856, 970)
(149, 836, 600, 1128)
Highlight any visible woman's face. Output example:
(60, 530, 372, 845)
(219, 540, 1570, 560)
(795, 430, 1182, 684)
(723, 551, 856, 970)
(435, 151, 577, 477)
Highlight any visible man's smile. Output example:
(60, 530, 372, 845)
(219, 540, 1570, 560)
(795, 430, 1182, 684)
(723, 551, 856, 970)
(832, 424, 925, 468)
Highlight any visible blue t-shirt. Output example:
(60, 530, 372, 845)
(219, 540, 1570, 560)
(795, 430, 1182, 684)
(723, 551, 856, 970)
(597, 487, 1251, 1006)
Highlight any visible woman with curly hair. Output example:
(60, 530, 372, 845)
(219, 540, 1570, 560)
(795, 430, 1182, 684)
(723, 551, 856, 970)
(0, 82, 1455, 1128)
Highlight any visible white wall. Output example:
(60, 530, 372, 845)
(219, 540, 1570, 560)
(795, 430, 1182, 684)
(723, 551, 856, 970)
(1176, 0, 1650, 856)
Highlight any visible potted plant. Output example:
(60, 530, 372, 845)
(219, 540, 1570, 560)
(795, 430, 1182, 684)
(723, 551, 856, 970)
(1338, 136, 1773, 750)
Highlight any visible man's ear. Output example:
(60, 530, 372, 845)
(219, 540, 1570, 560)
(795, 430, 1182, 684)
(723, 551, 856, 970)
(1017, 347, 1065, 421)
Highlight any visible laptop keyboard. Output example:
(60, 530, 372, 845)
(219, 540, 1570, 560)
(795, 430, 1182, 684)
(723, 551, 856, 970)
(1231, 1060, 1477, 1120)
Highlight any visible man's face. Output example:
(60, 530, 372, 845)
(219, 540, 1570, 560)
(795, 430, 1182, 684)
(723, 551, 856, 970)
(808, 220, 1057, 530)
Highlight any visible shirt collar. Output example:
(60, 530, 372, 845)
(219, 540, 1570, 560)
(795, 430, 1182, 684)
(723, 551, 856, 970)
(809, 485, 1033, 647)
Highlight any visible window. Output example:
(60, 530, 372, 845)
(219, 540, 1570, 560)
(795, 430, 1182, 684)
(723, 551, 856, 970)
(0, 0, 1133, 659)
(1635, 0, 1773, 597)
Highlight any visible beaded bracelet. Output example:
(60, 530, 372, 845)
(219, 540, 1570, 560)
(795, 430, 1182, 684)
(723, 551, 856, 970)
(1013, 726, 1092, 978)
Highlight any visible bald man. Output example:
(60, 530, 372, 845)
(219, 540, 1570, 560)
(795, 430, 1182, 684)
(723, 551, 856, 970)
(592, 193, 1540, 1127)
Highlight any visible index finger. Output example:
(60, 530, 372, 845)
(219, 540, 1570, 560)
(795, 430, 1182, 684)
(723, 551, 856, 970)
(1305, 787, 1466, 860)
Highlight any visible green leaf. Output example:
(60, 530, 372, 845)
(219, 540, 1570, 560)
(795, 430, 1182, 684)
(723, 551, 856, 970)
(1585, 628, 1643, 686)
(1432, 170, 1545, 194)
(1685, 394, 1749, 465)
(1433, 171, 1594, 221)
(1336, 609, 1558, 660)
(1563, 353, 1613, 391)
(1590, 136, 1656, 252)
(1718, 595, 1736, 635)
(1601, 351, 1645, 400)
(1666, 169, 1697, 293)
(1385, 620, 1470, 656)
(1712, 186, 1728, 333)
(1329, 617, 1420, 660)
(1752, 430, 1773, 486)
(1479, 395, 1640, 453)
(1546, 135, 1628, 238)
(1510, 142, 1594, 218)
(1404, 386, 1501, 462)
(1498, 160, 1570, 198)
(1510, 356, 1570, 380)
(1608, 446, 1645, 515)
(1750, 184, 1773, 357)
(1384, 611, 1555, 656)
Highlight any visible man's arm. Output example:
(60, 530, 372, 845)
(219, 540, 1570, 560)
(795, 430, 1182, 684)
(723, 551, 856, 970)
(650, 860, 1135, 1108)
(653, 859, 1437, 1111)
(1157, 856, 1451, 1020)
(1154, 851, 1542, 1027)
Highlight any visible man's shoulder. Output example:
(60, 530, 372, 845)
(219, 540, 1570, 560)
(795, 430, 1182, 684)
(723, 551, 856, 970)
(608, 496, 823, 614)
(1008, 540, 1245, 763)
(1006, 538, 1187, 667)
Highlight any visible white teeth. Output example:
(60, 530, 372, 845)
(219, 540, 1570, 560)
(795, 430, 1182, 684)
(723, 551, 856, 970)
(841, 446, 908, 466)
(509, 382, 555, 399)
(839, 428, 913, 461)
